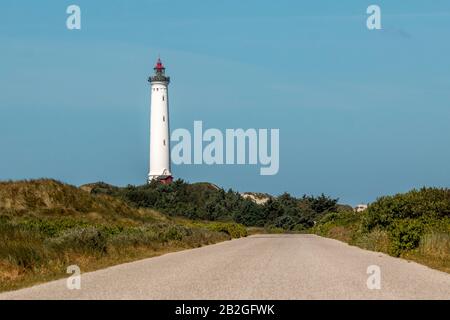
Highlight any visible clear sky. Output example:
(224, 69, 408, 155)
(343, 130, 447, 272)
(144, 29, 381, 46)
(1, 1, 450, 205)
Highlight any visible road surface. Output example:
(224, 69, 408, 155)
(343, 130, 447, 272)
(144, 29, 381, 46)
(1, 234, 449, 299)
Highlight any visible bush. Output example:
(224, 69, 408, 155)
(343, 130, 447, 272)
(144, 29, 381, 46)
(204, 222, 247, 238)
(264, 226, 285, 234)
(388, 219, 424, 256)
(108, 228, 157, 248)
(363, 187, 450, 231)
(160, 225, 190, 242)
(352, 229, 390, 253)
(312, 211, 361, 239)
(17, 218, 90, 237)
(357, 188, 450, 258)
(47, 227, 107, 253)
(108, 223, 191, 247)
(319, 210, 360, 226)
(292, 224, 307, 232)
(182, 228, 229, 247)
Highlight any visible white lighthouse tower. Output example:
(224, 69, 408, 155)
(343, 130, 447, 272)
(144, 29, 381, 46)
(148, 58, 173, 184)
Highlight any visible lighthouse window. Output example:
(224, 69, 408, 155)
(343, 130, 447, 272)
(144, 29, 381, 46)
(162, 96, 165, 101)
(163, 116, 165, 122)
(163, 140, 166, 146)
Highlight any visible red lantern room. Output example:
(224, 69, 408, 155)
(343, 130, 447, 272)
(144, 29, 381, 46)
(154, 58, 165, 72)
(149, 57, 170, 84)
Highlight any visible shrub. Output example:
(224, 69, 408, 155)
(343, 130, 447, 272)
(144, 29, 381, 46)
(352, 229, 390, 253)
(319, 210, 360, 226)
(363, 187, 450, 231)
(292, 224, 307, 232)
(182, 228, 229, 247)
(204, 222, 247, 238)
(17, 218, 90, 237)
(108, 223, 191, 247)
(47, 227, 107, 253)
(312, 211, 361, 238)
(264, 225, 285, 234)
(273, 215, 301, 230)
(160, 225, 189, 242)
(388, 219, 423, 256)
(108, 229, 157, 248)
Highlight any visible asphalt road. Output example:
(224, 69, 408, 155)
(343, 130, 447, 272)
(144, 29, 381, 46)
(1, 234, 449, 299)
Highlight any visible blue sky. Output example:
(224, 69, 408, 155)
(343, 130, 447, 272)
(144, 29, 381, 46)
(1, 1, 450, 205)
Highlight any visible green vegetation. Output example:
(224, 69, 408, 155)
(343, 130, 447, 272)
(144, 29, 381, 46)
(88, 180, 339, 231)
(0, 179, 245, 292)
(313, 188, 450, 272)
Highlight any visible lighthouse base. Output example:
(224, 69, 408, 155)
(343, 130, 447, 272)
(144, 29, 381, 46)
(148, 175, 173, 185)
(159, 176, 173, 184)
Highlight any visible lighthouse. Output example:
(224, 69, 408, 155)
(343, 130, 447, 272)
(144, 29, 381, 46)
(148, 58, 173, 184)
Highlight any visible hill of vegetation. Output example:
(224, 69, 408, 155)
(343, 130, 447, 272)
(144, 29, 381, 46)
(86, 179, 339, 231)
(0, 179, 246, 292)
(313, 188, 450, 272)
